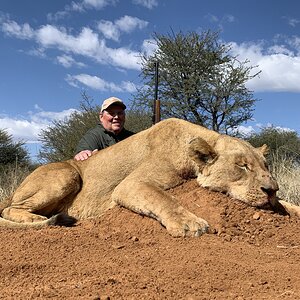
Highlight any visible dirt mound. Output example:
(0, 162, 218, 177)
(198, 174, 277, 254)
(0, 180, 299, 299)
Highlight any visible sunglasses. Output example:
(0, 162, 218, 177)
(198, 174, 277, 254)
(103, 110, 125, 118)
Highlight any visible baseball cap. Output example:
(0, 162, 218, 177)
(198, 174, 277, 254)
(100, 97, 126, 113)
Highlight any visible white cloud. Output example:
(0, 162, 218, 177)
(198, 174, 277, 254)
(47, 0, 117, 21)
(230, 41, 300, 92)
(115, 15, 148, 33)
(205, 14, 219, 23)
(27, 47, 47, 58)
(1, 18, 142, 70)
(233, 125, 255, 137)
(107, 46, 141, 69)
(224, 14, 235, 23)
(141, 38, 157, 56)
(205, 13, 236, 30)
(56, 54, 86, 68)
(132, 0, 158, 9)
(288, 18, 300, 27)
(283, 16, 300, 28)
(47, 11, 69, 22)
(97, 15, 148, 41)
(66, 73, 137, 92)
(258, 123, 295, 132)
(267, 45, 294, 56)
(120, 81, 136, 93)
(1, 20, 34, 39)
(97, 20, 120, 41)
(0, 107, 77, 143)
(230, 123, 295, 137)
(287, 36, 300, 55)
(82, 0, 116, 9)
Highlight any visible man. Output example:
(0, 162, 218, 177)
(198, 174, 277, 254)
(74, 96, 134, 161)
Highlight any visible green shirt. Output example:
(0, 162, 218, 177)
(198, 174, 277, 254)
(75, 123, 134, 154)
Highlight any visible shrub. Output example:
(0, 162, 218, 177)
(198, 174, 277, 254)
(0, 129, 30, 166)
(247, 126, 300, 165)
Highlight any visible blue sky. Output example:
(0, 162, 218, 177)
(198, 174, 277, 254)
(0, 0, 300, 160)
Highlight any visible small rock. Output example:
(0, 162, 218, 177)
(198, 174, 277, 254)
(252, 212, 261, 220)
(112, 244, 125, 249)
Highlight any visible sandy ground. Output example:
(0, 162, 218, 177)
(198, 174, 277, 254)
(0, 180, 299, 300)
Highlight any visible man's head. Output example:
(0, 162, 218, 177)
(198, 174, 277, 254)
(99, 97, 126, 135)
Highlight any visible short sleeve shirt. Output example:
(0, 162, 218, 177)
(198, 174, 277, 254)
(75, 123, 134, 154)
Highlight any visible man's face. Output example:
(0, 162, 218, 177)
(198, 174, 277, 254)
(100, 104, 126, 135)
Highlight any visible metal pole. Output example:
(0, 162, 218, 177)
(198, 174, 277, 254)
(153, 61, 160, 124)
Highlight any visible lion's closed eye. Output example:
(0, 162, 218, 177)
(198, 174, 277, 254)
(236, 163, 251, 172)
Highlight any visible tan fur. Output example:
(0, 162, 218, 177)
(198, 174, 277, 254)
(0, 118, 298, 236)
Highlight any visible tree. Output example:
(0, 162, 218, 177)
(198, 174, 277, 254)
(125, 109, 152, 133)
(247, 126, 300, 165)
(133, 30, 260, 133)
(38, 93, 99, 162)
(38, 93, 152, 163)
(0, 129, 29, 166)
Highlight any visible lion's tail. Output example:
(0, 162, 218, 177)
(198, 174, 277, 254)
(0, 213, 77, 229)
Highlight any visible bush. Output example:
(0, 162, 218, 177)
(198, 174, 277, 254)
(0, 129, 30, 166)
(247, 126, 300, 165)
(38, 109, 99, 163)
(125, 109, 152, 133)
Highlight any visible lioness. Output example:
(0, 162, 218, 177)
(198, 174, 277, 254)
(1, 118, 299, 236)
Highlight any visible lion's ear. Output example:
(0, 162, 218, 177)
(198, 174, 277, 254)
(188, 137, 217, 168)
(257, 144, 269, 156)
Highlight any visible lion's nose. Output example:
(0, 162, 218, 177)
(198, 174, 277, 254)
(261, 186, 278, 198)
(261, 178, 279, 199)
(261, 173, 279, 191)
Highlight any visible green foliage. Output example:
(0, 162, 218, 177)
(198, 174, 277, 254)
(38, 94, 99, 163)
(133, 30, 260, 133)
(0, 129, 32, 201)
(247, 126, 300, 165)
(125, 109, 152, 133)
(0, 129, 30, 166)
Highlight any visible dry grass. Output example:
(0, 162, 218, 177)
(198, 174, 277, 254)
(271, 155, 300, 205)
(0, 164, 31, 202)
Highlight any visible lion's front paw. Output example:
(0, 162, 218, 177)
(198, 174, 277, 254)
(164, 208, 209, 237)
(279, 200, 300, 218)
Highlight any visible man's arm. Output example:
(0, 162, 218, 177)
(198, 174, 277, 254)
(74, 149, 98, 161)
(74, 125, 116, 161)
(74, 126, 105, 161)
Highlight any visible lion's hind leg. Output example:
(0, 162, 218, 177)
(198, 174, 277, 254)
(1, 162, 81, 226)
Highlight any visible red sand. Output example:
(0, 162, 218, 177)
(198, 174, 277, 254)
(0, 180, 299, 299)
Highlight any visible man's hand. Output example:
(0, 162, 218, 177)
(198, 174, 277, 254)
(74, 149, 98, 161)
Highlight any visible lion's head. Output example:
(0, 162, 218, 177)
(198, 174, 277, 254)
(188, 135, 278, 208)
